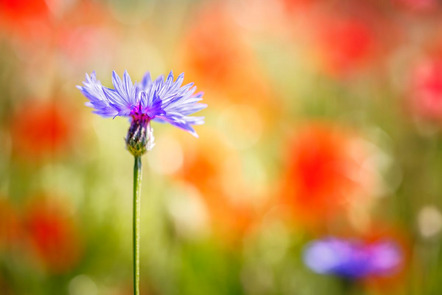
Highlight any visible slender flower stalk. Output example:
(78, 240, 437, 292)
(78, 70, 206, 294)
(133, 156, 142, 295)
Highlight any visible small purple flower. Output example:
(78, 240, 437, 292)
(78, 70, 206, 155)
(303, 238, 402, 279)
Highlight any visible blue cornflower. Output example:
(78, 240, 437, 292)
(303, 238, 402, 279)
(77, 70, 206, 155)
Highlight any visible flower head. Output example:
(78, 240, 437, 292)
(78, 70, 206, 155)
(304, 238, 402, 279)
(25, 198, 83, 273)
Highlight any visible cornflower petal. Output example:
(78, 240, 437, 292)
(77, 72, 118, 117)
(140, 72, 152, 90)
(111, 71, 138, 108)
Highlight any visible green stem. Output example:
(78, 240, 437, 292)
(133, 156, 142, 295)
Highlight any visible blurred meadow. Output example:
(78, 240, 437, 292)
(2, 0, 442, 294)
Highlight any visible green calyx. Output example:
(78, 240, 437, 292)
(126, 119, 154, 156)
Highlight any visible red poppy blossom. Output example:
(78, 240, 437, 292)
(300, 2, 397, 78)
(281, 124, 376, 228)
(0, 0, 52, 46)
(314, 16, 376, 76)
(25, 199, 82, 273)
(409, 57, 442, 121)
(0, 0, 49, 24)
(11, 101, 74, 159)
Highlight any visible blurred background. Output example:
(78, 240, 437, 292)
(1, 0, 442, 294)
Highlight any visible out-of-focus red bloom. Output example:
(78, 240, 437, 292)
(281, 123, 376, 229)
(409, 57, 442, 121)
(322, 19, 372, 70)
(313, 15, 376, 76)
(0, 0, 51, 45)
(0, 198, 21, 249)
(25, 198, 82, 273)
(280, 1, 399, 78)
(0, 0, 49, 21)
(0, 0, 116, 69)
(11, 101, 74, 159)
(299, 2, 396, 78)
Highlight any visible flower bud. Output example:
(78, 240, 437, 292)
(125, 118, 155, 156)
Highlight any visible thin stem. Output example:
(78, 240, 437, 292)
(133, 156, 142, 295)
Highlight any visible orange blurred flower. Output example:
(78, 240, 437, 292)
(282, 0, 320, 13)
(179, 2, 275, 109)
(173, 128, 265, 243)
(24, 197, 82, 273)
(11, 101, 75, 159)
(280, 123, 377, 229)
(0, 198, 21, 250)
(180, 3, 246, 86)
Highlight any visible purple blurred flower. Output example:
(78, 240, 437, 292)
(303, 238, 402, 279)
(77, 70, 206, 137)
